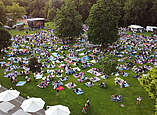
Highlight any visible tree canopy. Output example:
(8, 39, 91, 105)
(6, 2, 26, 20)
(86, 0, 120, 47)
(0, 1, 6, 24)
(0, 28, 12, 53)
(54, 0, 82, 39)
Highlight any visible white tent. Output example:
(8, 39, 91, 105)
(128, 25, 144, 32)
(21, 98, 45, 112)
(0, 90, 20, 102)
(45, 105, 70, 115)
(128, 25, 144, 29)
(146, 26, 157, 32)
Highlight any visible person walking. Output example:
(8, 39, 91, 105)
(82, 106, 87, 113)
(56, 89, 59, 96)
(86, 98, 90, 106)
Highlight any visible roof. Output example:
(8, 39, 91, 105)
(146, 26, 157, 29)
(128, 25, 143, 29)
(27, 18, 45, 21)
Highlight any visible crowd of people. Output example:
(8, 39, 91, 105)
(0, 27, 156, 113)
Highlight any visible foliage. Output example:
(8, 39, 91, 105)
(99, 54, 118, 75)
(151, 0, 157, 25)
(54, 0, 82, 39)
(6, 2, 26, 20)
(0, 28, 12, 53)
(28, 57, 42, 73)
(139, 67, 157, 114)
(123, 0, 156, 26)
(47, 0, 64, 20)
(86, 0, 120, 47)
(28, 0, 46, 18)
(0, 1, 6, 23)
(74, 0, 94, 23)
(139, 68, 157, 99)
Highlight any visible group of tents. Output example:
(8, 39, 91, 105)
(128, 25, 157, 33)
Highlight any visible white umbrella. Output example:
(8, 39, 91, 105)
(0, 90, 20, 102)
(21, 98, 45, 112)
(45, 105, 70, 115)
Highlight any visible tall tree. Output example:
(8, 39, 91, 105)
(28, 0, 47, 18)
(151, 0, 157, 25)
(86, 0, 120, 48)
(0, 28, 12, 53)
(74, 0, 92, 23)
(47, 0, 64, 20)
(6, 2, 26, 20)
(1, 0, 13, 6)
(124, 0, 154, 26)
(54, 0, 82, 39)
(0, 1, 6, 24)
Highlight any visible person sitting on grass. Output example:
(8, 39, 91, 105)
(136, 96, 142, 104)
(99, 82, 107, 88)
(25, 76, 31, 83)
(111, 95, 122, 102)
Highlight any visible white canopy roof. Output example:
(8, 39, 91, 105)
(128, 25, 143, 29)
(45, 105, 70, 115)
(27, 18, 45, 21)
(0, 90, 20, 102)
(146, 26, 157, 29)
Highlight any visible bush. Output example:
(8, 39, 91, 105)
(99, 54, 118, 75)
(139, 68, 157, 115)
(28, 57, 42, 73)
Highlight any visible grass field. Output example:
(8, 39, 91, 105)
(0, 25, 155, 115)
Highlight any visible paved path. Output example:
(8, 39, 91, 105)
(0, 86, 45, 115)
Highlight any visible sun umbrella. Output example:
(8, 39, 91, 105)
(0, 90, 20, 102)
(56, 86, 64, 91)
(45, 105, 70, 115)
(21, 98, 45, 112)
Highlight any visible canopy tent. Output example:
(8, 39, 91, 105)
(0, 90, 20, 102)
(27, 18, 45, 28)
(146, 26, 157, 32)
(128, 25, 144, 32)
(21, 98, 45, 112)
(128, 25, 143, 29)
(45, 105, 70, 115)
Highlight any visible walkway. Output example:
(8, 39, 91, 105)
(0, 86, 45, 115)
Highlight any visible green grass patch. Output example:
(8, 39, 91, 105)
(0, 27, 155, 115)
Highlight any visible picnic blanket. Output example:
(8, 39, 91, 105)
(16, 81, 26, 86)
(73, 88, 84, 95)
(87, 69, 102, 76)
(65, 82, 76, 89)
(85, 82, 94, 87)
(90, 77, 100, 82)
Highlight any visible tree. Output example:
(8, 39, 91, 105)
(123, 0, 154, 26)
(6, 2, 26, 20)
(28, 57, 42, 73)
(86, 0, 120, 48)
(74, 0, 92, 23)
(1, 0, 13, 6)
(151, 0, 157, 25)
(0, 28, 12, 53)
(114, 0, 127, 27)
(54, 0, 82, 39)
(47, 0, 64, 20)
(28, 0, 48, 18)
(0, 1, 6, 24)
(99, 54, 118, 75)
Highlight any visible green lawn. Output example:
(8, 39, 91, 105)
(0, 27, 155, 115)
